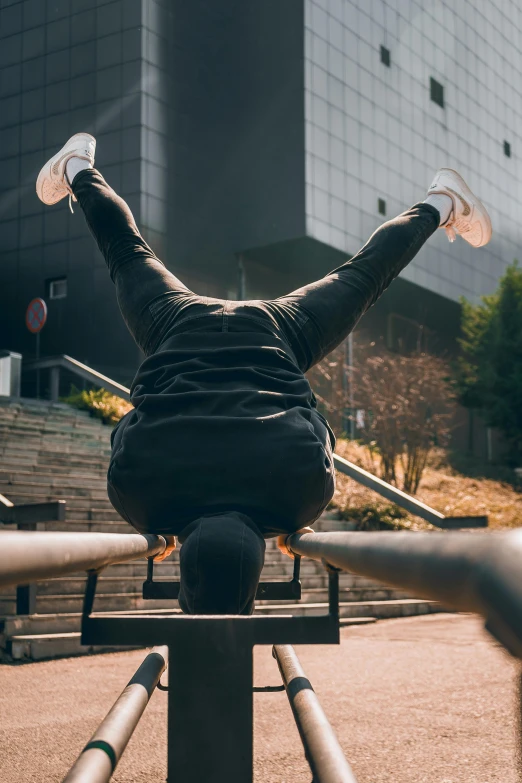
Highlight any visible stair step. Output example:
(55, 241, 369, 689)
(1, 612, 83, 636)
(0, 482, 109, 500)
(5, 592, 180, 614)
(339, 617, 377, 626)
(0, 470, 108, 489)
(4, 494, 113, 509)
(8, 632, 135, 661)
(254, 599, 443, 618)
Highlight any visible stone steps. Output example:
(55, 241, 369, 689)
(0, 396, 441, 661)
(0, 470, 108, 489)
(4, 599, 442, 661)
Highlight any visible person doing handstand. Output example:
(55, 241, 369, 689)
(36, 133, 492, 614)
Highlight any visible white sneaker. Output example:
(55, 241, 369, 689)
(36, 132, 96, 212)
(427, 168, 492, 248)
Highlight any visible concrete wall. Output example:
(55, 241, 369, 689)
(165, 0, 306, 297)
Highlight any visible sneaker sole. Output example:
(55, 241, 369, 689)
(438, 167, 492, 248)
(36, 132, 96, 205)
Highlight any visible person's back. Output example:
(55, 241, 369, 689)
(108, 303, 336, 538)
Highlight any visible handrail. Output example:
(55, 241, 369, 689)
(23, 354, 131, 401)
(62, 646, 168, 783)
(287, 530, 522, 658)
(333, 454, 488, 528)
(0, 531, 166, 588)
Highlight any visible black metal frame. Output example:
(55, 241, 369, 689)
(81, 561, 340, 783)
(142, 553, 303, 601)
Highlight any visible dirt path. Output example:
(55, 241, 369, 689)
(0, 614, 518, 782)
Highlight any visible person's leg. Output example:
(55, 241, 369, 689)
(265, 169, 491, 372)
(72, 168, 195, 355)
(36, 133, 197, 356)
(266, 203, 439, 371)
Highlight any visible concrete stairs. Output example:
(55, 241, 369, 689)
(0, 397, 441, 660)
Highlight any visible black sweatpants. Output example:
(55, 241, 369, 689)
(72, 168, 439, 614)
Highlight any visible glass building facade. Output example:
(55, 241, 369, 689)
(0, 0, 519, 384)
(304, 0, 521, 304)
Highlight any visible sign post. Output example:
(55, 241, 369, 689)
(25, 298, 47, 399)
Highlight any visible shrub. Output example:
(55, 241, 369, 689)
(310, 339, 455, 494)
(61, 386, 132, 425)
(455, 261, 522, 465)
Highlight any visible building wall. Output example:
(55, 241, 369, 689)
(0, 0, 166, 383)
(165, 0, 306, 297)
(304, 0, 522, 304)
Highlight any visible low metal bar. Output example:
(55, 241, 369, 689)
(333, 453, 487, 528)
(62, 645, 168, 783)
(273, 645, 357, 783)
(287, 530, 522, 658)
(0, 531, 166, 588)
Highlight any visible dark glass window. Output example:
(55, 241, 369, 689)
(378, 198, 386, 216)
(504, 140, 511, 158)
(48, 277, 67, 300)
(430, 77, 444, 107)
(380, 45, 390, 67)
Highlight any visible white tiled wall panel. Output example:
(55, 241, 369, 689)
(304, 0, 522, 303)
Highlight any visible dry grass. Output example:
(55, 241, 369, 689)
(332, 440, 522, 530)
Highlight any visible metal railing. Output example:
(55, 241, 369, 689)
(1, 528, 521, 780)
(0, 530, 342, 782)
(0, 531, 165, 588)
(333, 453, 488, 528)
(62, 646, 168, 783)
(287, 529, 522, 658)
(274, 644, 357, 783)
(23, 354, 130, 401)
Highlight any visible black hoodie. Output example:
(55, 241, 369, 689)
(108, 327, 335, 537)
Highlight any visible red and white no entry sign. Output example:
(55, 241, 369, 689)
(26, 298, 47, 334)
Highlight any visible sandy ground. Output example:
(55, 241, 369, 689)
(0, 613, 519, 783)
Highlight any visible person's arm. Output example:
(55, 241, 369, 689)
(277, 527, 314, 559)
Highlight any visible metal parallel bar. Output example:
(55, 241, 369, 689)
(62, 646, 168, 783)
(0, 505, 65, 612)
(23, 355, 131, 401)
(0, 532, 166, 588)
(333, 453, 487, 528)
(287, 530, 522, 658)
(274, 645, 357, 783)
